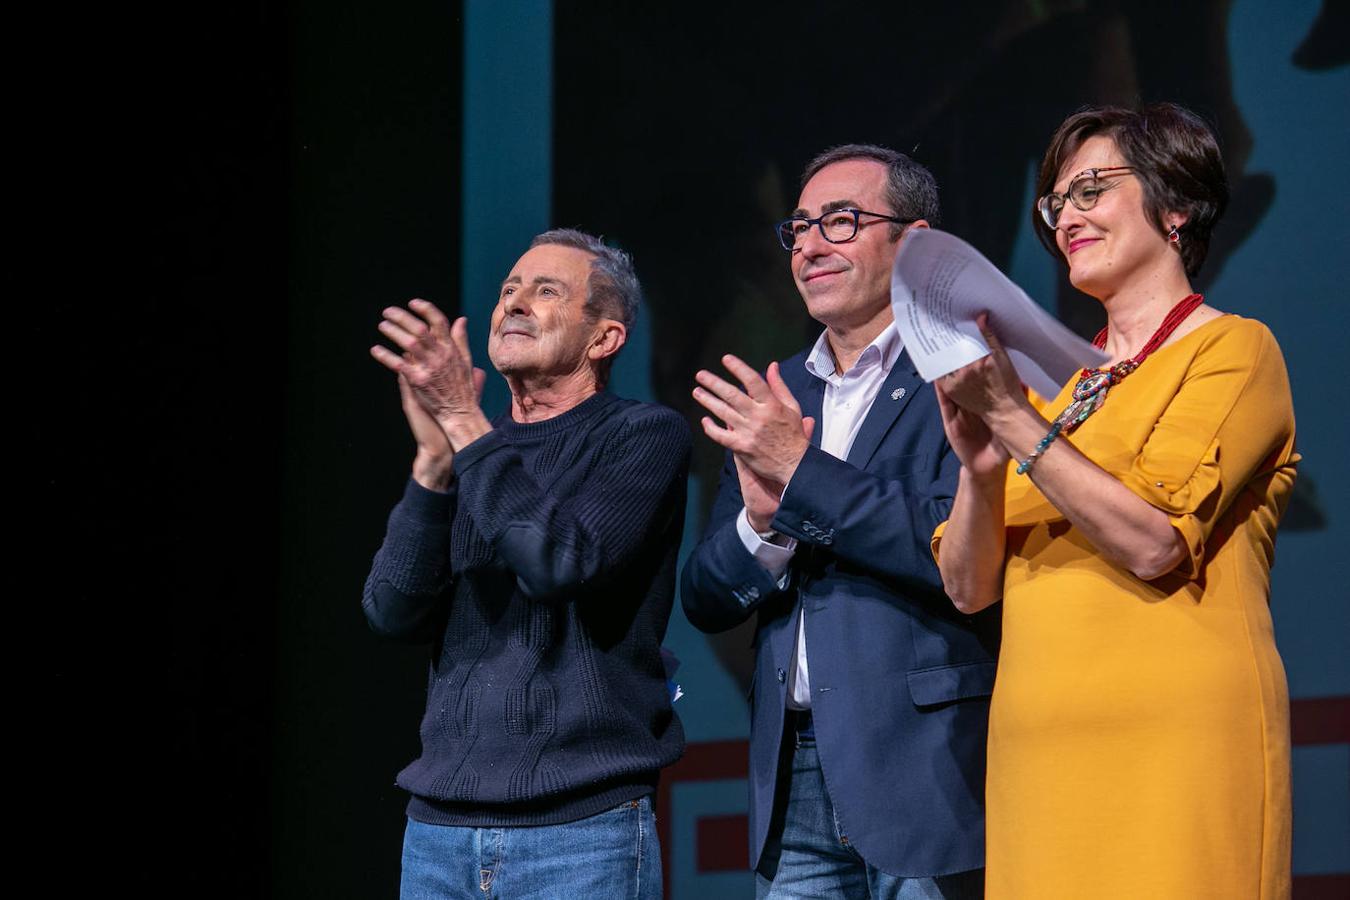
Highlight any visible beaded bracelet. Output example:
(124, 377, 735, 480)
(1016, 421, 1063, 475)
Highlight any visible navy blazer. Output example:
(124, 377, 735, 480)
(681, 345, 999, 878)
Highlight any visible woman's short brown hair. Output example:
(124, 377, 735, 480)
(1034, 103, 1229, 277)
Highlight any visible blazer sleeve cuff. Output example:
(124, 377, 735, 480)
(772, 446, 842, 547)
(702, 519, 792, 611)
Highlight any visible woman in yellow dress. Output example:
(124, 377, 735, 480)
(932, 103, 1296, 899)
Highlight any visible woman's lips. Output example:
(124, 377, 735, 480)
(1068, 237, 1101, 254)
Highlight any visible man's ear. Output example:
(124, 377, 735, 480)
(588, 320, 627, 362)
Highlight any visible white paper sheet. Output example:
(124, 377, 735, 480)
(889, 228, 1107, 398)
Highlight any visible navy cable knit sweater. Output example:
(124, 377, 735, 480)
(363, 391, 690, 826)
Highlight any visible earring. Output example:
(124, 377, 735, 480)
(1167, 224, 1181, 244)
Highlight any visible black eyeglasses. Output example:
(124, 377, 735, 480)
(1037, 166, 1135, 229)
(775, 208, 916, 251)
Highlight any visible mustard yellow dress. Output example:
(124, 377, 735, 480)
(940, 315, 1297, 899)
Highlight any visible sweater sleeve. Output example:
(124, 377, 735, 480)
(451, 405, 692, 602)
(361, 477, 457, 642)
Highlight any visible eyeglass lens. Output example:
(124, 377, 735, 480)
(778, 210, 860, 250)
(1039, 169, 1123, 229)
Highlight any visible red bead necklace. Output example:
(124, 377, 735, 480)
(1053, 293, 1204, 432)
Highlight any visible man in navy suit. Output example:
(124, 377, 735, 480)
(683, 145, 997, 899)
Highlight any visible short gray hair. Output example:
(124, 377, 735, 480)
(801, 143, 941, 235)
(529, 228, 641, 332)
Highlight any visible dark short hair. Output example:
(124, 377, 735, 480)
(1034, 103, 1228, 277)
(800, 143, 941, 236)
(528, 228, 640, 384)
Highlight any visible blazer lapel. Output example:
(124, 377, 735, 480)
(846, 349, 923, 468)
(785, 361, 825, 450)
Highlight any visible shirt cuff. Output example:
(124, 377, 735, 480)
(736, 507, 796, 586)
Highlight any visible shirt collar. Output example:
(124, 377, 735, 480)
(803, 320, 904, 383)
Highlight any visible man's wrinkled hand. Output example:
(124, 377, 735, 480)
(371, 299, 491, 450)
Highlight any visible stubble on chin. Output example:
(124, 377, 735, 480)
(486, 340, 517, 376)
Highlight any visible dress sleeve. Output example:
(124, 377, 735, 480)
(1113, 319, 1297, 580)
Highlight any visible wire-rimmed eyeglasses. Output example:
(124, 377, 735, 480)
(1037, 166, 1136, 229)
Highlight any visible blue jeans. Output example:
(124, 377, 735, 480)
(755, 739, 983, 900)
(400, 797, 662, 899)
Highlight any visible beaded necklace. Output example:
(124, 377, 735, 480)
(1052, 293, 1204, 433)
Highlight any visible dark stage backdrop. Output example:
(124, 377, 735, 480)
(275, 3, 466, 898)
(36, 0, 456, 896)
(28, 1, 294, 895)
(94, 0, 1343, 897)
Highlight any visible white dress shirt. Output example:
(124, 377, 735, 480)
(736, 321, 905, 709)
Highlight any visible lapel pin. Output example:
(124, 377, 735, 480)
(891, 387, 906, 401)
